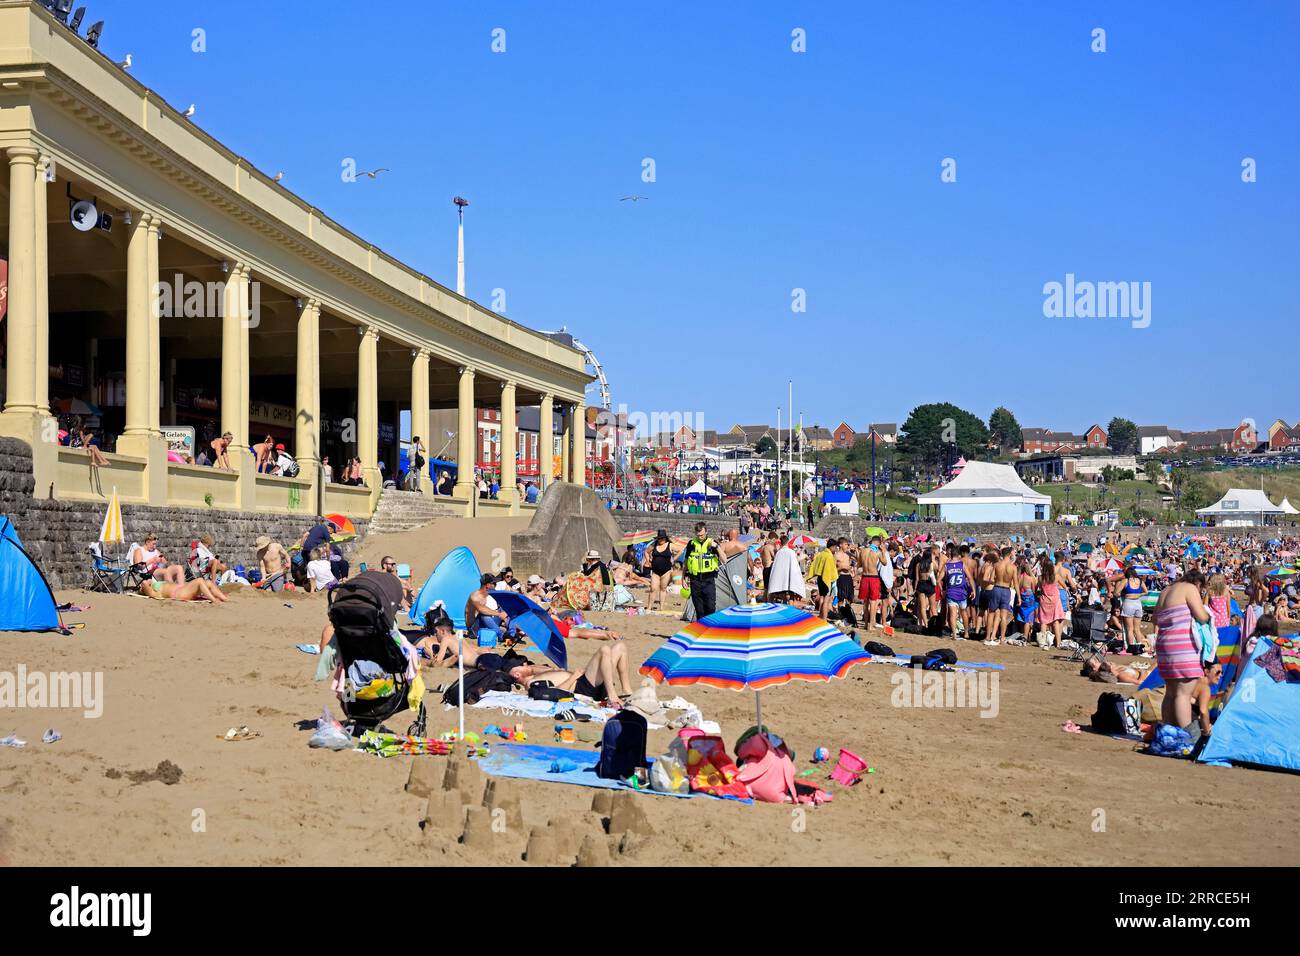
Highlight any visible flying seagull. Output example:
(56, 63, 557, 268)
(356, 168, 390, 180)
(273, 171, 285, 182)
(619, 195, 648, 202)
(118, 54, 132, 70)
(183, 104, 196, 118)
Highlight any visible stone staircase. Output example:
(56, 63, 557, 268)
(367, 489, 465, 535)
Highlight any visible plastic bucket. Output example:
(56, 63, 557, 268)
(829, 748, 867, 785)
(476, 628, 498, 648)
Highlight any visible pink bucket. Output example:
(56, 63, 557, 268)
(829, 748, 867, 786)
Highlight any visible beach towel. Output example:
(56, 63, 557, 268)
(470, 690, 613, 723)
(356, 730, 452, 758)
(477, 743, 752, 802)
(766, 547, 806, 598)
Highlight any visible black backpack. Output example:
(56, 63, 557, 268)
(864, 641, 896, 657)
(926, 647, 958, 665)
(597, 710, 648, 780)
(442, 668, 515, 707)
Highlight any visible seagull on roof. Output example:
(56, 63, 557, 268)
(357, 168, 390, 180)
(183, 104, 196, 118)
(273, 171, 285, 182)
(619, 195, 648, 202)
(118, 54, 133, 70)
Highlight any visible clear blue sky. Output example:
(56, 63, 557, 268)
(87, 0, 1298, 435)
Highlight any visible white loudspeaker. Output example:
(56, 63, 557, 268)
(70, 199, 99, 232)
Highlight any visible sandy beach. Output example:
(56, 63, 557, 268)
(0, 523, 1292, 868)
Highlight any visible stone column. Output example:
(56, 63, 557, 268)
(119, 213, 154, 445)
(499, 380, 517, 508)
(33, 154, 50, 416)
(237, 266, 251, 448)
(220, 262, 249, 453)
(571, 401, 587, 486)
(2, 147, 39, 415)
(146, 215, 161, 432)
(538, 393, 554, 495)
(294, 299, 321, 473)
(410, 348, 431, 497)
(219, 261, 254, 508)
(454, 366, 476, 501)
(560, 405, 571, 484)
(357, 326, 380, 504)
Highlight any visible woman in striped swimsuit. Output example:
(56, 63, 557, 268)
(1154, 569, 1212, 730)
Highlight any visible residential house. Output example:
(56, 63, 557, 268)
(867, 423, 898, 444)
(832, 421, 856, 449)
(1137, 425, 1180, 456)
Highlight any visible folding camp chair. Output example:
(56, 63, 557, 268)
(86, 543, 148, 593)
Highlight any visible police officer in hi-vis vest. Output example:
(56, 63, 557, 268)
(680, 521, 724, 620)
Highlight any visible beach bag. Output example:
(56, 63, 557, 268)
(527, 681, 573, 704)
(864, 641, 895, 657)
(1091, 692, 1141, 736)
(597, 711, 648, 780)
(685, 734, 748, 799)
(650, 737, 690, 794)
(926, 647, 958, 665)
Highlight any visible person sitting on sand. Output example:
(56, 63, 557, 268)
(129, 534, 185, 585)
(138, 577, 228, 602)
(256, 535, 290, 591)
(305, 547, 336, 592)
(378, 555, 415, 607)
(466, 573, 509, 639)
(192, 533, 229, 581)
(507, 641, 634, 704)
(523, 574, 551, 605)
(607, 560, 646, 589)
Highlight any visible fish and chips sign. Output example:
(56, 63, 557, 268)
(249, 400, 294, 429)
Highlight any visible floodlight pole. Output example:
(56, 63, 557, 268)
(454, 197, 469, 296)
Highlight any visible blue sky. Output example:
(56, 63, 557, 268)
(84, 1, 1298, 435)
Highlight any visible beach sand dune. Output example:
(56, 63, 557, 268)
(0, 531, 1291, 866)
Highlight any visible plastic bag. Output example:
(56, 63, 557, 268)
(308, 706, 352, 751)
(650, 738, 690, 794)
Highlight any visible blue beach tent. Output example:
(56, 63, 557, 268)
(407, 546, 482, 628)
(0, 516, 63, 632)
(1199, 634, 1300, 772)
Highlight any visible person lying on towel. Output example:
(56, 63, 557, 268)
(506, 643, 634, 705)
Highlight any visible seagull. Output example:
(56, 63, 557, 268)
(118, 54, 132, 70)
(183, 104, 196, 118)
(273, 171, 285, 182)
(356, 168, 390, 180)
(619, 195, 648, 202)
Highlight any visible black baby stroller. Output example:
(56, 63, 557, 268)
(327, 570, 412, 734)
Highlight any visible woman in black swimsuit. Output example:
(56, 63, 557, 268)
(643, 531, 677, 611)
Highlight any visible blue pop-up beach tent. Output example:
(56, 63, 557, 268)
(407, 546, 482, 628)
(0, 516, 63, 632)
(1199, 634, 1300, 772)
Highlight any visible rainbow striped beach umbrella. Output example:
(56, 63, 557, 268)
(640, 602, 869, 730)
(616, 529, 657, 548)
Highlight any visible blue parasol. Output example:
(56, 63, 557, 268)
(490, 591, 568, 669)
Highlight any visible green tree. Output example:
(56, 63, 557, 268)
(988, 406, 1023, 452)
(1107, 417, 1139, 455)
(754, 436, 776, 457)
(898, 403, 990, 469)
(1143, 459, 1164, 484)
